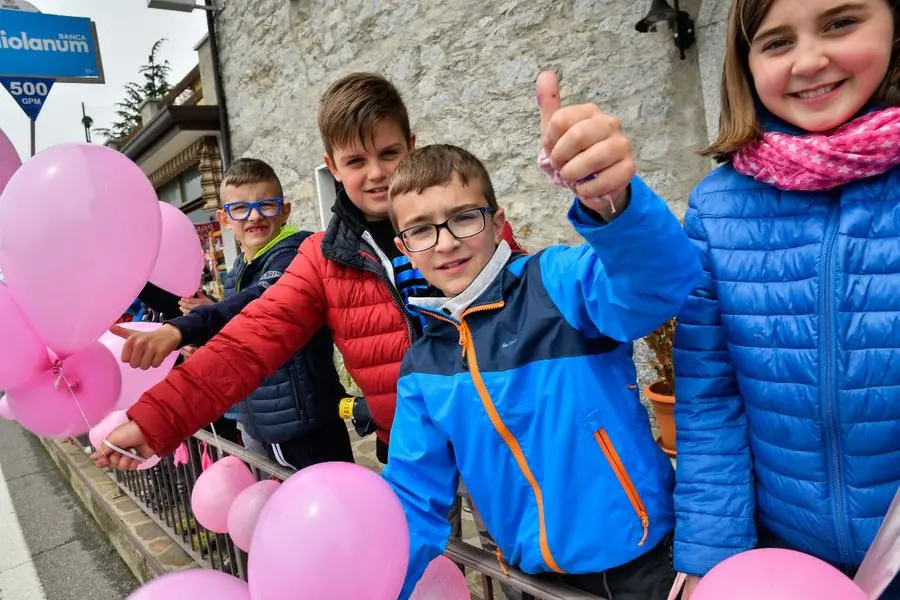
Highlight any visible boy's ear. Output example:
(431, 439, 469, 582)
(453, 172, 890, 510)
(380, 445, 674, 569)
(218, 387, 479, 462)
(323, 153, 342, 182)
(492, 207, 507, 245)
(216, 210, 231, 230)
(394, 236, 417, 269)
(280, 202, 292, 224)
(408, 134, 417, 152)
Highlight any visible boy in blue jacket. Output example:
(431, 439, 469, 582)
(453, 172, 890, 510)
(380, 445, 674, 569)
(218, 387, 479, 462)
(382, 73, 702, 599)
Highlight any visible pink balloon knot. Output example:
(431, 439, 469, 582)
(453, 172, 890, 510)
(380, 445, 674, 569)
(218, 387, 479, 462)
(200, 442, 214, 471)
(51, 359, 79, 392)
(173, 442, 189, 466)
(537, 149, 616, 215)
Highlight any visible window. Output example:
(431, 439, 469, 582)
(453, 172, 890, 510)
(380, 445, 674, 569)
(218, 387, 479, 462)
(156, 167, 203, 208)
(157, 178, 183, 206)
(182, 168, 202, 204)
(314, 164, 338, 230)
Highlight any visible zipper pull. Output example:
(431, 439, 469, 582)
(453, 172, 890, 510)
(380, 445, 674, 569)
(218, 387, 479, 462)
(458, 322, 469, 369)
(639, 513, 649, 546)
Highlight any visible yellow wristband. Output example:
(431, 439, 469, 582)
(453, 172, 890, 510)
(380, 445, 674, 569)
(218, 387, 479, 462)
(338, 397, 355, 420)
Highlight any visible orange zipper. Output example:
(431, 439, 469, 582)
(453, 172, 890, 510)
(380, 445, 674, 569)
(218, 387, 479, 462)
(457, 303, 565, 574)
(495, 548, 510, 577)
(424, 302, 564, 573)
(594, 429, 650, 546)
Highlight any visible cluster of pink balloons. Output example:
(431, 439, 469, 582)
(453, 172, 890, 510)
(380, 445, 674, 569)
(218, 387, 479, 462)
(128, 462, 414, 599)
(0, 129, 203, 439)
(189, 455, 278, 553)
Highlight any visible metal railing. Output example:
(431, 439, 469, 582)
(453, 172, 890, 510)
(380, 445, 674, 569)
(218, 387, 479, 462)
(95, 429, 600, 600)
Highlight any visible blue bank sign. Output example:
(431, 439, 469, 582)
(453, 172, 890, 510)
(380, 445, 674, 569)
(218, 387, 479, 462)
(0, 9, 104, 83)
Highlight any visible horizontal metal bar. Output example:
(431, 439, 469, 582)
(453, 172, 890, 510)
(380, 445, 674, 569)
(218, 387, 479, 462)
(445, 540, 603, 600)
(177, 432, 606, 599)
(192, 429, 294, 479)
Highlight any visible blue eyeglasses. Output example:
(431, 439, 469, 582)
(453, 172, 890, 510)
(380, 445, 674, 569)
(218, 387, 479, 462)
(222, 198, 285, 221)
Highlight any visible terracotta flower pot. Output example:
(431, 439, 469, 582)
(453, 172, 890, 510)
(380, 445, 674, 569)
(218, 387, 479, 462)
(645, 380, 676, 457)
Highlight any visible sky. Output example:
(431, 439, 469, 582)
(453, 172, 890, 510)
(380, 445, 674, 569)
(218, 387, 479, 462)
(0, 0, 207, 161)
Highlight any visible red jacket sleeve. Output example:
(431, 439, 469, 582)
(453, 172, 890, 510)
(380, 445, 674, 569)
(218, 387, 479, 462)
(128, 235, 329, 455)
(502, 221, 527, 254)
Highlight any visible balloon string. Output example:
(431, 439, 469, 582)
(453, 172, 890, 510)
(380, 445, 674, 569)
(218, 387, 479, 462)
(209, 421, 221, 457)
(52, 359, 92, 434)
(52, 359, 145, 464)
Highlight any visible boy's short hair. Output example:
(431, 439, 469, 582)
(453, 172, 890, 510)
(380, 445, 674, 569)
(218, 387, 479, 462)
(221, 157, 284, 197)
(318, 72, 411, 158)
(388, 144, 497, 229)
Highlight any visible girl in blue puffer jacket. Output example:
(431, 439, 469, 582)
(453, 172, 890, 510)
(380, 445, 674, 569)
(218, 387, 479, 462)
(674, 0, 900, 597)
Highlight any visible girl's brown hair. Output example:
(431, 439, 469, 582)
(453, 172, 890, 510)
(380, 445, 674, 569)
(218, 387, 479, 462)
(704, 0, 900, 162)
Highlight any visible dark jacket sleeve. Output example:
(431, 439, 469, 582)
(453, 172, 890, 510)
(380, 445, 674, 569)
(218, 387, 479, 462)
(137, 283, 183, 321)
(169, 250, 298, 347)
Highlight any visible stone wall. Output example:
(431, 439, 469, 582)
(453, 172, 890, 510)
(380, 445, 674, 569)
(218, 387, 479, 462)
(214, 0, 711, 238)
(213, 0, 723, 415)
(696, 0, 730, 143)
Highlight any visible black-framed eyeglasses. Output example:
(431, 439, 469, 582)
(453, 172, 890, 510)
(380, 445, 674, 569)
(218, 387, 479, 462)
(222, 198, 285, 221)
(397, 207, 496, 253)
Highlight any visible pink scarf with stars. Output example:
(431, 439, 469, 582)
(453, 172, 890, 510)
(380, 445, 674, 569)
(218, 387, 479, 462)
(732, 107, 900, 191)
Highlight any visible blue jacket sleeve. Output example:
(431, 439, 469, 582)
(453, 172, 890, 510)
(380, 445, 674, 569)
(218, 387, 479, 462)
(168, 251, 296, 347)
(672, 191, 755, 576)
(539, 175, 702, 341)
(381, 372, 459, 600)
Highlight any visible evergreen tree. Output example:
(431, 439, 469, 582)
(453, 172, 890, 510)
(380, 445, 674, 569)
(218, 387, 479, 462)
(139, 39, 173, 99)
(95, 39, 172, 144)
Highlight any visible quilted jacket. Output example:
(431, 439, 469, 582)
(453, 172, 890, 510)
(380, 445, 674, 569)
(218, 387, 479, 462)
(673, 161, 900, 576)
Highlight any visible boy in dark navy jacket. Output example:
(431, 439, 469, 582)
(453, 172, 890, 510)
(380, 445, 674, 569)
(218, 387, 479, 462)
(382, 76, 701, 599)
(112, 158, 354, 470)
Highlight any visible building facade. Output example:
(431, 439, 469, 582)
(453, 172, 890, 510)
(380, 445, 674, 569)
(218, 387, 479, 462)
(114, 36, 235, 298)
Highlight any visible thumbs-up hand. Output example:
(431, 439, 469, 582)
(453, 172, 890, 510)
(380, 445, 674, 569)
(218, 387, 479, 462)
(537, 71, 634, 218)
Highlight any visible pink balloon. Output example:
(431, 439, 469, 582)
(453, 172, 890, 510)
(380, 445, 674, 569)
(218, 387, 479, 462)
(693, 548, 866, 600)
(0, 284, 49, 389)
(149, 201, 204, 296)
(126, 569, 249, 600)
(0, 143, 162, 357)
(0, 127, 22, 196)
(411, 555, 471, 600)
(0, 393, 14, 421)
(227, 479, 280, 552)
(248, 462, 409, 600)
(191, 455, 255, 533)
(98, 321, 178, 411)
(88, 410, 160, 470)
(5, 342, 121, 437)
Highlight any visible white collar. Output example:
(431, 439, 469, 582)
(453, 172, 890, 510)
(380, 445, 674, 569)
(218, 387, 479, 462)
(411, 241, 512, 321)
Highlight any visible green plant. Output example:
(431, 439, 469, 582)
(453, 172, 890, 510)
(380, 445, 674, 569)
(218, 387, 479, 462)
(645, 318, 676, 395)
(174, 515, 213, 552)
(95, 38, 172, 143)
